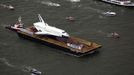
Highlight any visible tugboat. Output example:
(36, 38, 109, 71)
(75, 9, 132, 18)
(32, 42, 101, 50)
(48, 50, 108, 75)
(5, 14, 101, 57)
(100, 0, 134, 7)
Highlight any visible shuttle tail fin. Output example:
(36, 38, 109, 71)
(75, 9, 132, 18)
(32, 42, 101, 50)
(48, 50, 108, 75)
(38, 14, 48, 26)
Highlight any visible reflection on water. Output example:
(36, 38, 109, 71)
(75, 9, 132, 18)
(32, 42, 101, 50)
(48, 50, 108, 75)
(67, 0, 80, 3)
(0, 58, 15, 68)
(0, 58, 40, 74)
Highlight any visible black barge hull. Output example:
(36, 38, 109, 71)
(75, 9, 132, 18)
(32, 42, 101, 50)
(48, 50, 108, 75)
(17, 32, 98, 57)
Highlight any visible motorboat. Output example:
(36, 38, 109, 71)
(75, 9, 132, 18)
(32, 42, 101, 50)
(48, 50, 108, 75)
(30, 68, 41, 75)
(102, 11, 116, 16)
(65, 16, 75, 21)
(0, 4, 15, 10)
(8, 5, 15, 10)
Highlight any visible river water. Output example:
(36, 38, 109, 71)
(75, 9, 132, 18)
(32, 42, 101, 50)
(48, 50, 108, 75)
(0, 0, 134, 75)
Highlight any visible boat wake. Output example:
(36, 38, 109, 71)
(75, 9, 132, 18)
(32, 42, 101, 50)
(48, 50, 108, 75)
(0, 42, 8, 46)
(66, 0, 80, 3)
(38, 0, 60, 7)
(0, 57, 39, 73)
(0, 58, 15, 68)
(21, 65, 36, 72)
(83, 6, 104, 13)
(97, 30, 107, 35)
(0, 24, 10, 28)
(97, 30, 115, 38)
(82, 6, 115, 18)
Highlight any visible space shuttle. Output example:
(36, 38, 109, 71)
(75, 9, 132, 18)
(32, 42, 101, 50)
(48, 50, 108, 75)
(33, 14, 69, 37)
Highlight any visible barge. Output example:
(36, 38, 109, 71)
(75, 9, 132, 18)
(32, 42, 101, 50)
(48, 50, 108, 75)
(6, 15, 101, 57)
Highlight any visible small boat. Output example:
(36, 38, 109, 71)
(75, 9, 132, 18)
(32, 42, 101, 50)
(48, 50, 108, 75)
(110, 32, 120, 38)
(8, 5, 15, 10)
(101, 0, 134, 7)
(30, 68, 41, 75)
(41, 1, 60, 7)
(107, 32, 120, 38)
(102, 11, 116, 16)
(65, 16, 75, 21)
(0, 4, 15, 10)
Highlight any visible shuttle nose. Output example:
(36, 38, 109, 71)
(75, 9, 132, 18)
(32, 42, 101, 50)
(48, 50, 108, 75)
(63, 32, 69, 37)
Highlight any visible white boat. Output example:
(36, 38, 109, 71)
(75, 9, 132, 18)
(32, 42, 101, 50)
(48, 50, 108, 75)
(30, 68, 41, 75)
(8, 5, 14, 10)
(101, 0, 134, 7)
(0, 4, 15, 10)
(102, 11, 116, 16)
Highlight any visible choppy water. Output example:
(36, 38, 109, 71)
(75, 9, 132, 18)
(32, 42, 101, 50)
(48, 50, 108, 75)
(0, 0, 134, 75)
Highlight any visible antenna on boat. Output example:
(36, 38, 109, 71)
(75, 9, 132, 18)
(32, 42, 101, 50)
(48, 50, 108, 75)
(38, 14, 48, 26)
(15, 16, 23, 28)
(18, 16, 22, 22)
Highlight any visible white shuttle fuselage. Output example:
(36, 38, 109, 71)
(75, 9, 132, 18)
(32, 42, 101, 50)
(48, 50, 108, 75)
(34, 14, 69, 37)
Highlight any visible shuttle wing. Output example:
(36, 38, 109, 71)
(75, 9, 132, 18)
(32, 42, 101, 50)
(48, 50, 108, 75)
(35, 31, 62, 36)
(35, 31, 50, 35)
